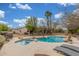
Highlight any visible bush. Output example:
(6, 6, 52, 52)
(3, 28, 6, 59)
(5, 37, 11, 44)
(0, 24, 9, 31)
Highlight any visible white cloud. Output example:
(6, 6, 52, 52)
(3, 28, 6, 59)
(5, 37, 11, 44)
(37, 18, 44, 21)
(0, 21, 8, 24)
(13, 18, 26, 24)
(0, 20, 13, 28)
(37, 18, 46, 26)
(69, 3, 77, 5)
(9, 3, 32, 10)
(58, 3, 76, 7)
(54, 12, 64, 19)
(26, 16, 31, 19)
(8, 24, 13, 28)
(13, 17, 46, 27)
(37, 18, 44, 25)
(16, 3, 32, 10)
(18, 23, 25, 27)
(0, 10, 5, 19)
(9, 4, 16, 9)
(11, 6, 16, 9)
(13, 18, 27, 27)
(13, 16, 53, 27)
(59, 3, 68, 7)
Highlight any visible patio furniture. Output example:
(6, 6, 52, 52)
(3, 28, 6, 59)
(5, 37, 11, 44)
(61, 44, 79, 52)
(54, 46, 79, 56)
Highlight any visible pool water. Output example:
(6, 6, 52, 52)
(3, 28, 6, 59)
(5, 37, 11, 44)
(37, 36, 64, 42)
(15, 36, 64, 45)
(15, 39, 33, 45)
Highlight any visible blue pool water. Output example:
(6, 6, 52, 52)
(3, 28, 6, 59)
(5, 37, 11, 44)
(37, 36, 64, 42)
(15, 36, 64, 45)
(15, 39, 33, 45)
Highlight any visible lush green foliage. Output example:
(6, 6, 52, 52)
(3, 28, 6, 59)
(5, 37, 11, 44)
(25, 16, 37, 33)
(25, 11, 65, 35)
(26, 24, 34, 31)
(0, 24, 9, 31)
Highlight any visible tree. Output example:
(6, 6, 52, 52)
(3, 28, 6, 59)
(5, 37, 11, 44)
(64, 12, 79, 42)
(45, 11, 52, 28)
(0, 24, 9, 31)
(66, 14, 79, 33)
(45, 11, 53, 34)
(25, 16, 37, 34)
(53, 22, 58, 33)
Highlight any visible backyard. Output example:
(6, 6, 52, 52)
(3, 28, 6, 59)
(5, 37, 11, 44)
(0, 3, 79, 56)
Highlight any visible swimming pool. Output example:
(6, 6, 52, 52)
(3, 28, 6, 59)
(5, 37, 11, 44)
(15, 36, 64, 45)
(37, 36, 64, 42)
(15, 39, 33, 45)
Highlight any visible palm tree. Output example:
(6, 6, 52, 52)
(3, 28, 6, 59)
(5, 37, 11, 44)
(45, 11, 52, 34)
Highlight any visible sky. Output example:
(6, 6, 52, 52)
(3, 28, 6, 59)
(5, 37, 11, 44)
(0, 3, 77, 28)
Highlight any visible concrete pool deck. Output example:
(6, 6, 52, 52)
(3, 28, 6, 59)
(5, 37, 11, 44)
(0, 36, 79, 56)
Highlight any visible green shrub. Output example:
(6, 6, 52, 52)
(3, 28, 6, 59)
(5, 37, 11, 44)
(0, 24, 9, 31)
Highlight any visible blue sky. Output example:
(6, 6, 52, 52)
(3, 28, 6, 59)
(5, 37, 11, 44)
(0, 3, 77, 28)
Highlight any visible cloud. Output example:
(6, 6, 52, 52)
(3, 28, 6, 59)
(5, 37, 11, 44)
(13, 18, 27, 27)
(58, 3, 68, 7)
(26, 16, 31, 19)
(9, 4, 16, 9)
(0, 21, 8, 24)
(9, 3, 32, 10)
(0, 10, 5, 19)
(18, 23, 25, 27)
(37, 18, 44, 25)
(8, 24, 13, 28)
(13, 16, 55, 27)
(13, 17, 46, 27)
(16, 3, 32, 10)
(54, 12, 64, 19)
(37, 18, 46, 26)
(13, 18, 26, 24)
(0, 20, 13, 28)
(13, 16, 32, 27)
(58, 3, 76, 7)
(69, 3, 77, 5)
